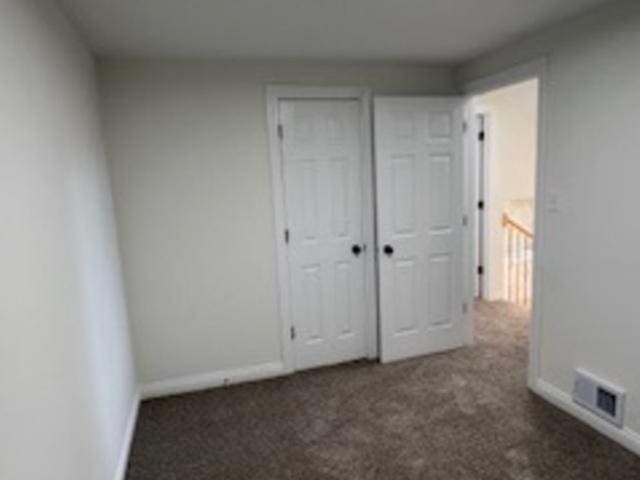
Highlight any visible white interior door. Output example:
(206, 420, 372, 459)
(280, 99, 368, 371)
(375, 97, 467, 363)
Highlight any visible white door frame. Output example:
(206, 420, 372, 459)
(266, 86, 377, 374)
(476, 112, 490, 300)
(461, 58, 549, 390)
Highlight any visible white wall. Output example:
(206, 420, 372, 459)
(100, 59, 455, 389)
(0, 1, 137, 479)
(475, 80, 538, 300)
(459, 0, 640, 446)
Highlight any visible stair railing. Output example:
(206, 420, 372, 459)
(502, 213, 534, 307)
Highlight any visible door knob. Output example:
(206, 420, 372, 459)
(383, 244, 394, 256)
(352, 244, 363, 257)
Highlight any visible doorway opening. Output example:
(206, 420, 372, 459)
(472, 78, 538, 309)
(469, 77, 540, 373)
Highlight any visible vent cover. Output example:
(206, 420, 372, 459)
(573, 369, 626, 428)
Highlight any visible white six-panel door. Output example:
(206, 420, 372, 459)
(280, 99, 368, 371)
(375, 97, 466, 363)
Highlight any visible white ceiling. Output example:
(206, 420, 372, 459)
(59, 0, 612, 63)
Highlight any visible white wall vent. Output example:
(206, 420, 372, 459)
(573, 369, 626, 428)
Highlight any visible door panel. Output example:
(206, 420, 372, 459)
(391, 154, 417, 234)
(329, 157, 349, 237)
(334, 261, 352, 336)
(392, 257, 419, 334)
(281, 99, 367, 371)
(299, 160, 320, 239)
(428, 254, 452, 326)
(429, 155, 453, 228)
(375, 97, 466, 363)
(301, 264, 324, 341)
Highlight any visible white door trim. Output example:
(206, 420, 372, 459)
(461, 57, 549, 390)
(467, 111, 490, 300)
(470, 110, 493, 300)
(266, 85, 377, 374)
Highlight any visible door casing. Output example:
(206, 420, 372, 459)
(266, 86, 377, 374)
(461, 58, 548, 390)
(473, 112, 490, 300)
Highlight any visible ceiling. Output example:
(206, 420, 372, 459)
(59, 0, 612, 63)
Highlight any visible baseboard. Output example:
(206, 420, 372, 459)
(140, 361, 287, 400)
(113, 391, 141, 480)
(532, 378, 640, 456)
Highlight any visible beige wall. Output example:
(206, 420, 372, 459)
(475, 80, 538, 300)
(458, 0, 640, 442)
(99, 59, 456, 389)
(0, 1, 136, 479)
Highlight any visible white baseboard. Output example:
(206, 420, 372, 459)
(532, 378, 640, 456)
(140, 361, 287, 400)
(113, 392, 141, 480)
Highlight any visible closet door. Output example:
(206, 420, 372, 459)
(375, 97, 466, 363)
(280, 99, 368, 370)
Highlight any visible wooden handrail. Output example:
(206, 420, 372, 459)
(502, 213, 533, 240)
(503, 211, 534, 308)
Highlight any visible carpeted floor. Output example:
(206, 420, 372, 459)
(126, 302, 640, 479)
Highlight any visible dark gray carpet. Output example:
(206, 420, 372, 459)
(126, 302, 640, 479)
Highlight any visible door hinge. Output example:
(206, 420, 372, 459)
(284, 229, 290, 244)
(478, 200, 485, 210)
(478, 265, 484, 276)
(462, 302, 469, 315)
(277, 124, 284, 140)
(462, 214, 469, 227)
(463, 121, 468, 133)
(290, 326, 296, 340)
(478, 130, 485, 142)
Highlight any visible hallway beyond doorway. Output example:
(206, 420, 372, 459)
(472, 79, 538, 308)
